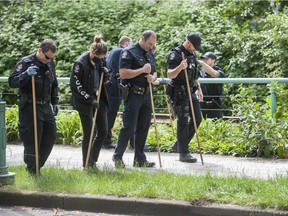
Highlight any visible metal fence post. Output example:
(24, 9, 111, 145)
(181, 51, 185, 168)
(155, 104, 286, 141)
(270, 82, 276, 117)
(0, 96, 16, 186)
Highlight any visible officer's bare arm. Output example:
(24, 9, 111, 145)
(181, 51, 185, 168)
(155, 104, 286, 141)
(167, 59, 187, 79)
(119, 63, 151, 79)
(197, 60, 219, 77)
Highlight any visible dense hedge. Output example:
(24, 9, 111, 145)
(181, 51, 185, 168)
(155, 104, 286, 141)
(1, 0, 288, 77)
(1, 0, 288, 109)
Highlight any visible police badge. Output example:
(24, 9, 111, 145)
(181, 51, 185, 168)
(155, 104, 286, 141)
(122, 51, 128, 59)
(74, 64, 80, 73)
(170, 53, 175, 60)
(16, 64, 23, 72)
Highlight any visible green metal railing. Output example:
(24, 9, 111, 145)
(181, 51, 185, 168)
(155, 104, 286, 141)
(1, 77, 288, 116)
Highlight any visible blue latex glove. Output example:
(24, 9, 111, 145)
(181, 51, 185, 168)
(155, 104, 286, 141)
(53, 105, 59, 116)
(26, 65, 38, 76)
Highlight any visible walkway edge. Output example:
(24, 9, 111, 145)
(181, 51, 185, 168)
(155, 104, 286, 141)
(0, 189, 288, 216)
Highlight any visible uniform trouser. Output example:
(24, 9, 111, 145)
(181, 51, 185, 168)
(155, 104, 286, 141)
(176, 93, 202, 154)
(79, 102, 108, 167)
(18, 103, 56, 171)
(105, 80, 135, 147)
(113, 93, 151, 163)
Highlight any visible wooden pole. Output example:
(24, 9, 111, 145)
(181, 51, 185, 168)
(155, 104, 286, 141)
(149, 82, 162, 168)
(31, 76, 40, 176)
(181, 53, 204, 165)
(162, 81, 175, 136)
(84, 72, 104, 169)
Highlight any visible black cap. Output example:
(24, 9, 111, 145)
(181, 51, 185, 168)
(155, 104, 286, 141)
(202, 51, 217, 60)
(186, 33, 202, 51)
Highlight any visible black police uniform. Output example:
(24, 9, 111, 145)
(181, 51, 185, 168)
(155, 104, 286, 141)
(70, 51, 109, 167)
(104, 46, 135, 148)
(113, 43, 156, 164)
(166, 45, 202, 154)
(8, 53, 58, 173)
(200, 65, 225, 119)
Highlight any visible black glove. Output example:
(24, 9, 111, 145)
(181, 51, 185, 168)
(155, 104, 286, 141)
(91, 99, 99, 109)
(101, 67, 111, 83)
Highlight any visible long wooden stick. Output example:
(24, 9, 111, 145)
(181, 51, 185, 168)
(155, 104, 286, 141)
(84, 72, 104, 169)
(163, 81, 175, 136)
(160, 70, 175, 135)
(31, 75, 40, 176)
(149, 82, 162, 168)
(181, 53, 204, 165)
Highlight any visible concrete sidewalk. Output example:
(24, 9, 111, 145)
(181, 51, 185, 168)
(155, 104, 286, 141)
(5, 144, 288, 179)
(2, 144, 288, 216)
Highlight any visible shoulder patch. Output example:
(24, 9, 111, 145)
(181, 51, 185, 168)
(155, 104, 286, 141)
(121, 51, 128, 59)
(16, 64, 23, 72)
(74, 64, 80, 73)
(169, 53, 175, 60)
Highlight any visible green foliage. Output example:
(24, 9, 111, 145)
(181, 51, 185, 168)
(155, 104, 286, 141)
(55, 110, 82, 146)
(1, 0, 288, 109)
(5, 105, 19, 142)
(230, 83, 288, 158)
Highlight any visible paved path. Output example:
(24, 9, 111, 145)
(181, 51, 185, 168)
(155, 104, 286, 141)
(5, 144, 288, 179)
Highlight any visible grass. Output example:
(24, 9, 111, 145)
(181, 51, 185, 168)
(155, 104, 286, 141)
(4, 165, 288, 211)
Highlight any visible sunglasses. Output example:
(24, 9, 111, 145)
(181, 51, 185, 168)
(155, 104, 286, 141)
(42, 51, 53, 60)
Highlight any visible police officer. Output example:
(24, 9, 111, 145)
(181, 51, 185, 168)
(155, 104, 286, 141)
(198, 52, 225, 119)
(166, 33, 203, 163)
(70, 34, 110, 168)
(9, 39, 59, 175)
(112, 30, 157, 168)
(103, 36, 133, 149)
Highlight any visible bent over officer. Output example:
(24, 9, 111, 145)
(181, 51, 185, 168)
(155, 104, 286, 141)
(103, 36, 132, 149)
(9, 39, 59, 175)
(112, 30, 157, 168)
(166, 33, 203, 163)
(70, 34, 110, 168)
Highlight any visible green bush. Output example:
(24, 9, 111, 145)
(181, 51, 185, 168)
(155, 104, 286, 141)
(1, 0, 288, 109)
(55, 110, 83, 146)
(5, 105, 19, 142)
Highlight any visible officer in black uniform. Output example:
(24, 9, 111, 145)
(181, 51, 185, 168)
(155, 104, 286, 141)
(198, 52, 225, 119)
(112, 30, 157, 168)
(166, 33, 203, 163)
(9, 39, 59, 175)
(70, 34, 110, 168)
(104, 36, 133, 149)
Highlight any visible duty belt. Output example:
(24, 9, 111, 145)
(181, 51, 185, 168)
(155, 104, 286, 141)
(28, 99, 50, 105)
(131, 85, 150, 95)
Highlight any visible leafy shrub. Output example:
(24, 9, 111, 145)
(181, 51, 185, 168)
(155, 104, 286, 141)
(230, 83, 288, 158)
(5, 105, 19, 142)
(55, 110, 82, 146)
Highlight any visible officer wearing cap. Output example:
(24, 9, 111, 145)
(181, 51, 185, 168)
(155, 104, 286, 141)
(166, 32, 203, 163)
(103, 36, 133, 149)
(198, 52, 225, 119)
(9, 39, 59, 175)
(112, 30, 157, 168)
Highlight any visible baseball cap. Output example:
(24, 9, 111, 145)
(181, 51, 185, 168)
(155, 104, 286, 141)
(202, 51, 217, 60)
(186, 33, 202, 51)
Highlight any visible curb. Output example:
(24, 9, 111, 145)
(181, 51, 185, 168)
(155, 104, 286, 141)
(1, 190, 288, 216)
